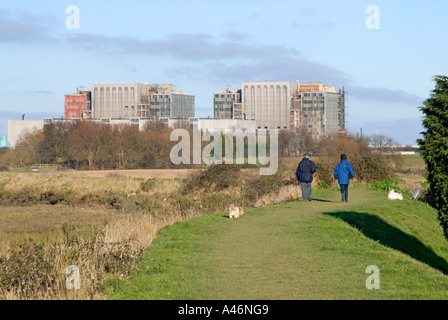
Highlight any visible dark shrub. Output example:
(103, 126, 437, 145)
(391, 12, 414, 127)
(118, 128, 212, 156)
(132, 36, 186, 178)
(182, 165, 242, 194)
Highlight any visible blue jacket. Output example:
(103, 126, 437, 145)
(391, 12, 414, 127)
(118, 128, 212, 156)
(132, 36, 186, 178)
(296, 158, 316, 183)
(334, 160, 355, 185)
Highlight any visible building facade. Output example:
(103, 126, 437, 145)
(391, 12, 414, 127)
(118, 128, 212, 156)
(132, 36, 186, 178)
(213, 89, 242, 120)
(190, 118, 257, 132)
(91, 83, 148, 119)
(8, 120, 46, 148)
(141, 93, 195, 120)
(64, 90, 91, 120)
(290, 82, 346, 139)
(212, 81, 347, 138)
(242, 81, 299, 130)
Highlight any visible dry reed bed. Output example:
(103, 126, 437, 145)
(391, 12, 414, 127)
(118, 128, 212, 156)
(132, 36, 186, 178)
(0, 173, 182, 207)
(0, 165, 299, 300)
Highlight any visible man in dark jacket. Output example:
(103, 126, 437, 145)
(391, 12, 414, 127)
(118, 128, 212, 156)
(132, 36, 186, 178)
(296, 153, 316, 202)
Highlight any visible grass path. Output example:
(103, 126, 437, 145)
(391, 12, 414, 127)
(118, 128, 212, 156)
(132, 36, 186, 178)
(109, 186, 448, 300)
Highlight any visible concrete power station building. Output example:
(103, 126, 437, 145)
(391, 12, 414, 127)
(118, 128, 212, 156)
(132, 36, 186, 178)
(213, 81, 346, 139)
(91, 83, 195, 120)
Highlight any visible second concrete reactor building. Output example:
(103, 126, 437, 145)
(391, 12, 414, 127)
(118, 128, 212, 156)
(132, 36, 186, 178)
(213, 81, 346, 139)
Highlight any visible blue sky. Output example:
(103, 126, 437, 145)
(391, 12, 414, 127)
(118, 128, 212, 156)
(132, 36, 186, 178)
(1, 0, 447, 145)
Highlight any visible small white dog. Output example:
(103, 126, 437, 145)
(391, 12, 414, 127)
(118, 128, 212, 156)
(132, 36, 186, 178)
(229, 204, 244, 219)
(388, 190, 403, 201)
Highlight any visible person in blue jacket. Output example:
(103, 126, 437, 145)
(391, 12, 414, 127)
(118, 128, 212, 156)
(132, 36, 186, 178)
(296, 153, 316, 202)
(334, 154, 355, 202)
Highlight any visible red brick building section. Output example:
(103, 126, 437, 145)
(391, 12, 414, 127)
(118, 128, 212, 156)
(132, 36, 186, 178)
(64, 91, 91, 120)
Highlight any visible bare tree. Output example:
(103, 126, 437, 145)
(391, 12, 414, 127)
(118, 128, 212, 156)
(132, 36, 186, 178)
(109, 124, 143, 169)
(292, 127, 314, 156)
(142, 120, 171, 133)
(68, 122, 112, 170)
(39, 121, 74, 164)
(370, 134, 400, 155)
(278, 130, 294, 156)
(140, 130, 174, 168)
(13, 131, 44, 166)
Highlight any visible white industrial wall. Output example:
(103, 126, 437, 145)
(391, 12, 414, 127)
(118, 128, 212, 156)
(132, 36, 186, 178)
(196, 119, 257, 131)
(8, 120, 44, 148)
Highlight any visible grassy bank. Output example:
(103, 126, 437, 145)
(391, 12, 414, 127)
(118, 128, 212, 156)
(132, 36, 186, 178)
(109, 186, 448, 300)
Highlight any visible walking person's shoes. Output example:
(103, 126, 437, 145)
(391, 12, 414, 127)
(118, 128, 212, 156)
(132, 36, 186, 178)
(307, 197, 312, 202)
(341, 194, 345, 202)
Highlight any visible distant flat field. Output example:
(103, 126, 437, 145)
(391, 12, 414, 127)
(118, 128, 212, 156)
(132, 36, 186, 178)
(55, 169, 204, 179)
(403, 154, 425, 168)
(22, 168, 261, 179)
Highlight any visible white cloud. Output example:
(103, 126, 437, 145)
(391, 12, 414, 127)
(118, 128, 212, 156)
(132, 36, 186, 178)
(66, 32, 300, 61)
(348, 86, 424, 105)
(0, 9, 56, 43)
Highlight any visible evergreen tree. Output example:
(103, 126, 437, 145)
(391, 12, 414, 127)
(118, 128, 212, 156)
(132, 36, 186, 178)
(418, 75, 448, 240)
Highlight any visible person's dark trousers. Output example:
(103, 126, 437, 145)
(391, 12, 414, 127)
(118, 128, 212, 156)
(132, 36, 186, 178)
(340, 184, 349, 202)
(301, 182, 312, 201)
